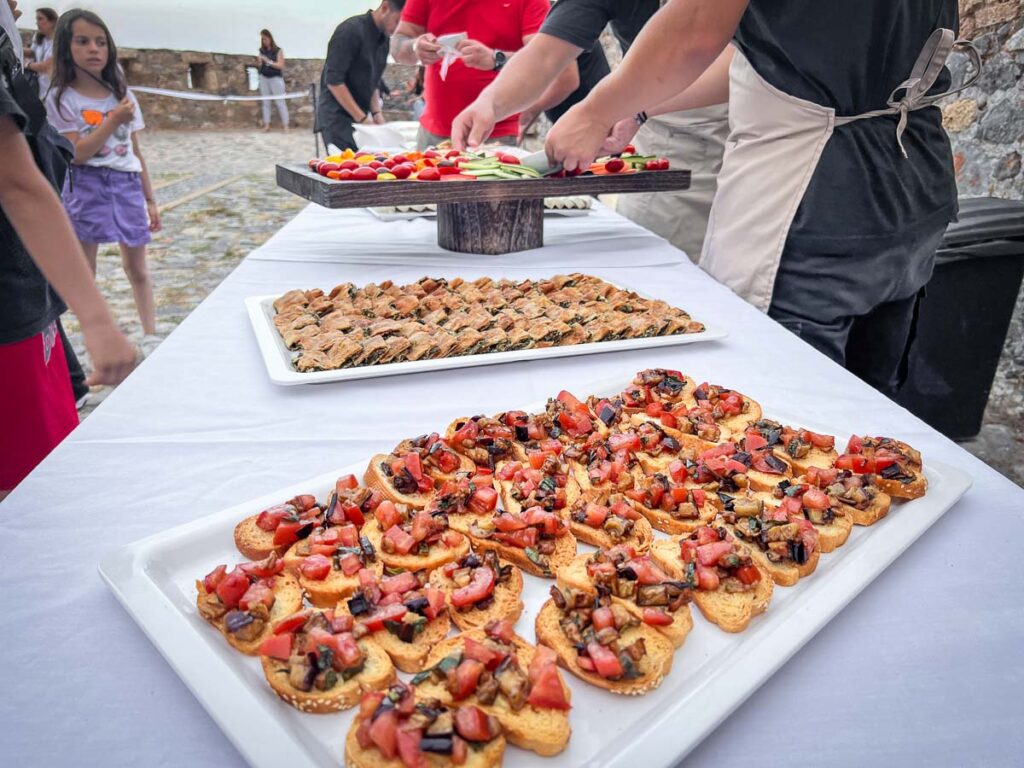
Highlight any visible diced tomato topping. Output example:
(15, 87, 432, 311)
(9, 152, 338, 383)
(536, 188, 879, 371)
(410, 511, 434, 542)
(240, 580, 276, 610)
(299, 554, 332, 581)
(421, 587, 447, 621)
(801, 487, 832, 510)
(493, 527, 539, 549)
(744, 431, 768, 452)
(695, 526, 721, 545)
(496, 461, 521, 480)
(360, 690, 386, 719)
(667, 460, 688, 483)
(699, 443, 737, 461)
(591, 606, 616, 630)
(526, 653, 570, 711)
(374, 500, 403, 530)
(556, 389, 589, 415)
(381, 570, 420, 595)
(329, 612, 354, 633)
(610, 499, 640, 520)
(540, 439, 563, 454)
(494, 512, 528, 532)
(586, 641, 624, 679)
(463, 636, 505, 669)
(274, 609, 312, 634)
(452, 419, 480, 445)
(404, 452, 424, 482)
(272, 520, 307, 547)
(336, 632, 363, 667)
(583, 502, 609, 528)
(259, 632, 292, 660)
(778, 496, 804, 517)
(203, 564, 227, 592)
(558, 410, 592, 436)
(736, 565, 762, 585)
(696, 541, 733, 567)
(449, 658, 486, 700)
(645, 402, 665, 417)
(336, 553, 360, 576)
(442, 530, 464, 548)
(485, 618, 515, 644)
(454, 706, 493, 742)
(646, 482, 665, 508)
(383, 525, 418, 555)
(609, 432, 641, 453)
(692, 489, 707, 507)
(291, 494, 318, 512)
(522, 506, 565, 536)
(338, 525, 360, 548)
(577, 655, 596, 672)
(451, 566, 496, 608)
(336, 474, 359, 491)
(696, 565, 720, 591)
(805, 466, 839, 487)
(452, 735, 468, 765)
(847, 435, 865, 453)
(468, 485, 498, 514)
(362, 602, 408, 633)
(642, 608, 674, 626)
(214, 568, 250, 609)
(395, 727, 425, 768)
(255, 503, 293, 531)
(802, 430, 835, 449)
(628, 558, 671, 585)
(368, 708, 399, 759)
(660, 412, 678, 429)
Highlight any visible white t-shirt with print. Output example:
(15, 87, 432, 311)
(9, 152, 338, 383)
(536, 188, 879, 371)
(45, 87, 145, 173)
(31, 38, 53, 98)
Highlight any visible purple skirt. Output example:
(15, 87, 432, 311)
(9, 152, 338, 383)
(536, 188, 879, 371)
(62, 165, 152, 247)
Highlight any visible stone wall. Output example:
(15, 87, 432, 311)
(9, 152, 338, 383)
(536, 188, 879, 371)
(943, 0, 1024, 198)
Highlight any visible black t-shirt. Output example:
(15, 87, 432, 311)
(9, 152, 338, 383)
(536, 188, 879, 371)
(541, 0, 659, 54)
(0, 64, 66, 345)
(317, 12, 388, 134)
(544, 43, 611, 124)
(259, 46, 282, 78)
(735, 0, 959, 245)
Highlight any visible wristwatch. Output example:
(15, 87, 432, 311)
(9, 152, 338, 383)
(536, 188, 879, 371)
(493, 50, 507, 71)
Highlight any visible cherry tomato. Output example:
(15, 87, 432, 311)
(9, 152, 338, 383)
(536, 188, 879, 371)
(605, 157, 625, 173)
(390, 163, 413, 179)
(416, 167, 441, 181)
(352, 166, 378, 181)
(623, 144, 636, 154)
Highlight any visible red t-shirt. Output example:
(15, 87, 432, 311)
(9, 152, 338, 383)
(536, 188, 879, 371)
(402, 0, 549, 138)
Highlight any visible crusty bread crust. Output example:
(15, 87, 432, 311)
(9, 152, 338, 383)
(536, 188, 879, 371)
(344, 719, 506, 768)
(361, 521, 469, 573)
(261, 636, 395, 713)
(649, 540, 773, 633)
(877, 474, 927, 500)
(495, 472, 582, 518)
(734, 539, 821, 587)
(282, 539, 383, 608)
(418, 629, 572, 756)
(447, 512, 577, 578)
(773, 445, 837, 477)
(196, 573, 304, 655)
(563, 502, 654, 552)
(364, 454, 434, 508)
(233, 515, 285, 561)
(334, 598, 452, 674)
(554, 553, 692, 648)
(428, 562, 524, 632)
(842, 490, 892, 527)
(534, 598, 674, 695)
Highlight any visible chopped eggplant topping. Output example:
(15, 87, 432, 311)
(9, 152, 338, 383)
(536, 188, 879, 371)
(635, 584, 670, 607)
(421, 735, 454, 755)
(495, 661, 529, 710)
(475, 673, 500, 705)
(224, 610, 255, 634)
(347, 593, 371, 616)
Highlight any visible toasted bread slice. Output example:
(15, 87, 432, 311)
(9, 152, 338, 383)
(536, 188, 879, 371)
(631, 493, 721, 536)
(417, 630, 572, 756)
(562, 495, 654, 553)
(774, 444, 837, 477)
(649, 539, 772, 633)
(494, 468, 582, 518)
(535, 598, 674, 695)
(344, 717, 506, 768)
(335, 600, 452, 674)
(261, 636, 395, 713)
(732, 536, 820, 587)
(282, 542, 383, 608)
(447, 512, 577, 578)
(196, 573, 304, 655)
(364, 454, 435, 508)
(842, 491, 892, 526)
(234, 516, 283, 561)
(876, 472, 927, 500)
(428, 561, 524, 632)
(844, 436, 927, 500)
(752, 490, 852, 554)
(361, 522, 469, 572)
(554, 554, 692, 648)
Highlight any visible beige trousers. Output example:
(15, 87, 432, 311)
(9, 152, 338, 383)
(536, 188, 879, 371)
(617, 102, 729, 262)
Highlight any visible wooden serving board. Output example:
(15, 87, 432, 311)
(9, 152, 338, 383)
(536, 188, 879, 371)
(276, 163, 691, 255)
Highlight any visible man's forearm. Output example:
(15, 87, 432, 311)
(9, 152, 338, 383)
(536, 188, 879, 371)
(480, 33, 582, 121)
(584, 0, 746, 125)
(391, 33, 418, 65)
(532, 60, 580, 113)
(327, 83, 367, 123)
(648, 44, 733, 117)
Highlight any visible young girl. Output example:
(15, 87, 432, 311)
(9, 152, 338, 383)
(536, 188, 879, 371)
(44, 9, 162, 356)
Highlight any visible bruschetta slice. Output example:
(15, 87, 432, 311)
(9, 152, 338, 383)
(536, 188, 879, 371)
(619, 368, 698, 414)
(282, 523, 382, 607)
(545, 389, 608, 445)
(448, 504, 577, 579)
(837, 435, 927, 500)
(346, 683, 507, 768)
(755, 478, 853, 553)
(429, 550, 524, 632)
(561, 430, 644, 498)
(196, 553, 303, 655)
(623, 467, 721, 535)
(492, 456, 581, 517)
(324, 474, 384, 528)
(555, 547, 693, 648)
(258, 608, 395, 713)
(413, 621, 572, 756)
(445, 416, 518, 469)
(536, 586, 674, 695)
(494, 408, 562, 463)
(719, 493, 821, 586)
(233, 492, 324, 561)
(363, 499, 470, 572)
(650, 525, 773, 633)
(803, 466, 892, 526)
(338, 568, 451, 673)
(745, 419, 838, 475)
(564, 493, 654, 551)
(690, 439, 792, 494)
(392, 432, 477, 482)
(365, 452, 439, 508)
(689, 380, 762, 440)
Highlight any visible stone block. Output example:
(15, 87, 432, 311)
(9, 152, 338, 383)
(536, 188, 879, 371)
(979, 92, 1024, 142)
(943, 99, 979, 132)
(975, 2, 1021, 29)
(993, 151, 1022, 180)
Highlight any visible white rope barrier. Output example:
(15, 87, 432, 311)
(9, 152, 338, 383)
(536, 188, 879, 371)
(129, 85, 310, 102)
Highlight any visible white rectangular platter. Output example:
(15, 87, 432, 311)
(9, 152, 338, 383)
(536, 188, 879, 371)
(100, 385, 972, 768)
(245, 287, 726, 386)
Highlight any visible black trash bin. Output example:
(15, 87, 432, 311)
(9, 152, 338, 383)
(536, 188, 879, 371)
(896, 197, 1024, 440)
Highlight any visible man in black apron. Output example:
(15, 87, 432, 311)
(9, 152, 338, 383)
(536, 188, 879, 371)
(545, 0, 976, 398)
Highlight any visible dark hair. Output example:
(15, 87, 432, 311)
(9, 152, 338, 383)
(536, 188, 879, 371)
(259, 28, 277, 53)
(51, 9, 127, 119)
(386, 0, 406, 11)
(34, 8, 58, 45)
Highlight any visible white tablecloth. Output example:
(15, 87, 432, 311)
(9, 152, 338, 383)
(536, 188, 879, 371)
(2, 203, 1022, 767)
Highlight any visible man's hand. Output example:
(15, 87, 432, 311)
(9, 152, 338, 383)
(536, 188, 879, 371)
(451, 98, 497, 150)
(600, 117, 641, 155)
(457, 39, 496, 71)
(413, 33, 442, 65)
(7, 0, 22, 21)
(544, 101, 614, 173)
(516, 105, 541, 145)
(82, 318, 138, 387)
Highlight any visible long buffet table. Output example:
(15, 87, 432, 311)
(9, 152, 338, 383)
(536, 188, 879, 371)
(2, 201, 1022, 766)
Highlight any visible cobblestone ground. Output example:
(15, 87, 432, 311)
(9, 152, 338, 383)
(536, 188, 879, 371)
(65, 130, 1023, 487)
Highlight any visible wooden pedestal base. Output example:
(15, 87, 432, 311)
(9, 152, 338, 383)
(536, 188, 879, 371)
(437, 199, 544, 255)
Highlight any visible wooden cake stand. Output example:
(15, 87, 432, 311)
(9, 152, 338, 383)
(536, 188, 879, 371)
(276, 164, 691, 255)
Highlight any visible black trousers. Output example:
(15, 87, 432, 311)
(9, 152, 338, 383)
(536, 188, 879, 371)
(320, 124, 356, 152)
(57, 317, 88, 401)
(768, 225, 946, 399)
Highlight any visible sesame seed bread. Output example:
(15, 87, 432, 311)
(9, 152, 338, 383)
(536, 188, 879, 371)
(428, 561, 525, 632)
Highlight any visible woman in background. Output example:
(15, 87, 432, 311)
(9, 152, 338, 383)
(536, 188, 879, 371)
(257, 28, 289, 132)
(23, 6, 56, 98)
